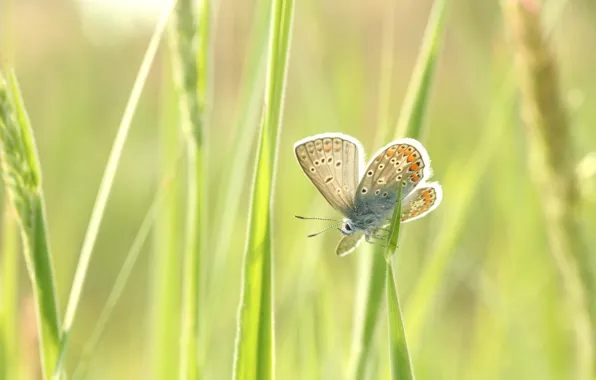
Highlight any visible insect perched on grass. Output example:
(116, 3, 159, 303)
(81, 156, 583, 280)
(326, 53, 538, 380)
(294, 133, 442, 256)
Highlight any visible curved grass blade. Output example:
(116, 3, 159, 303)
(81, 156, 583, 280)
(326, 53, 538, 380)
(1, 200, 19, 380)
(54, 3, 176, 377)
(232, 0, 294, 378)
(71, 149, 184, 380)
(0, 70, 62, 380)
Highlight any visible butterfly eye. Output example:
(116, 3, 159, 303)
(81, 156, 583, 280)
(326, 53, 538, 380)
(344, 223, 352, 231)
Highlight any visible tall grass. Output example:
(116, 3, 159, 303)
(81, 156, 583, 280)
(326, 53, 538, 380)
(404, 0, 572, 348)
(0, 70, 62, 380)
(501, 0, 595, 377)
(349, 0, 448, 378)
(232, 0, 294, 378)
(169, 0, 211, 378)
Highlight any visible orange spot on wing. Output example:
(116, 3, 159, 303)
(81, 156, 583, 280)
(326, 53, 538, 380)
(411, 174, 420, 183)
(410, 162, 420, 171)
(386, 147, 396, 157)
(375, 154, 383, 162)
(397, 146, 405, 153)
(407, 154, 416, 163)
(324, 145, 332, 152)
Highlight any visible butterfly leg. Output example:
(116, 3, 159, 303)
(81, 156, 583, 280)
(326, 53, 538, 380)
(365, 234, 388, 247)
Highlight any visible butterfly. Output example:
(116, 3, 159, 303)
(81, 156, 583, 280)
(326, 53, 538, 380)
(294, 133, 442, 256)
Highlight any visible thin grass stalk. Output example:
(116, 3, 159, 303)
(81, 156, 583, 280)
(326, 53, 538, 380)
(1, 201, 19, 380)
(169, 0, 211, 378)
(349, 1, 448, 379)
(501, 0, 594, 377)
(209, 0, 269, 293)
(383, 184, 414, 380)
(0, 71, 62, 380)
(53, 4, 176, 377)
(151, 38, 183, 380)
(72, 149, 184, 380)
(232, 0, 294, 378)
(404, 0, 571, 348)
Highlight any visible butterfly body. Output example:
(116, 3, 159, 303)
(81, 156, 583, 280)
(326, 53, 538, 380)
(294, 133, 442, 256)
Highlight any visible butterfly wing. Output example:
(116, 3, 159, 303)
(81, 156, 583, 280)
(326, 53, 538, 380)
(294, 133, 364, 214)
(336, 232, 364, 256)
(400, 182, 443, 223)
(355, 138, 433, 217)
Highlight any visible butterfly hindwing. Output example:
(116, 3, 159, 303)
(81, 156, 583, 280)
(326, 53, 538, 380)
(355, 138, 432, 216)
(294, 133, 364, 214)
(336, 232, 364, 256)
(400, 182, 443, 223)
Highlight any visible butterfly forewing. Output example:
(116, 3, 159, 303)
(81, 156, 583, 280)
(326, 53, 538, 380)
(294, 133, 363, 214)
(355, 138, 432, 216)
(400, 182, 443, 223)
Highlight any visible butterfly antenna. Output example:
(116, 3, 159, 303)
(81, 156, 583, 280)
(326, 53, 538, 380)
(306, 223, 342, 238)
(295, 215, 341, 222)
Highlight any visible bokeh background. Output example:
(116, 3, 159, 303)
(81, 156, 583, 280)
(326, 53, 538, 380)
(1, 0, 596, 379)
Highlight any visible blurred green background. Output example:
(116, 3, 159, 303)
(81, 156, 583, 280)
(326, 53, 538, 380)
(1, 0, 596, 379)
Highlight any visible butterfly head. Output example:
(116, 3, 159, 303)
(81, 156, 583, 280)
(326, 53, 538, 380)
(339, 219, 358, 236)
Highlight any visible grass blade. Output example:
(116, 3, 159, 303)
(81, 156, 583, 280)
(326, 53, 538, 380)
(232, 0, 294, 378)
(0, 70, 62, 380)
(169, 0, 211, 378)
(349, 1, 448, 378)
(55, 3, 176, 375)
(383, 183, 414, 380)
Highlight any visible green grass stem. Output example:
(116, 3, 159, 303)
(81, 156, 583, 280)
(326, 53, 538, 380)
(169, 0, 211, 378)
(232, 0, 294, 378)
